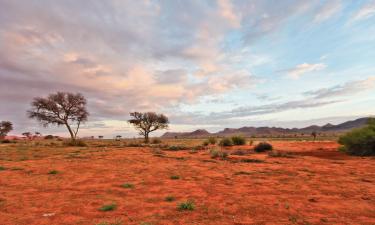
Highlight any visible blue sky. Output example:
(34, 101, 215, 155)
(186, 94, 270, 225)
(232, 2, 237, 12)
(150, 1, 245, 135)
(0, 0, 375, 138)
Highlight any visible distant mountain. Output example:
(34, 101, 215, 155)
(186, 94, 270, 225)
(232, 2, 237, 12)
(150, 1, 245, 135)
(161, 117, 371, 138)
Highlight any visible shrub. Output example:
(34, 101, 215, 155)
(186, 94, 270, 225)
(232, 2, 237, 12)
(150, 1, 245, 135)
(254, 142, 273, 152)
(219, 137, 233, 147)
(151, 138, 162, 144)
(170, 175, 180, 180)
(99, 203, 117, 211)
(165, 196, 175, 202)
(231, 136, 246, 145)
(203, 140, 209, 146)
(208, 137, 217, 145)
(48, 170, 59, 174)
(249, 140, 254, 146)
(209, 148, 228, 159)
(44, 135, 54, 139)
(268, 150, 293, 158)
(121, 183, 134, 189)
(1, 139, 11, 144)
(166, 145, 188, 151)
(338, 119, 375, 156)
(63, 139, 87, 147)
(0, 166, 6, 171)
(177, 200, 195, 211)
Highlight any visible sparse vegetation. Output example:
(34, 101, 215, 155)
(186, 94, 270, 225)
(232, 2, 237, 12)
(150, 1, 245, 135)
(48, 170, 59, 174)
(268, 150, 293, 158)
(170, 175, 180, 180)
(128, 112, 169, 143)
(165, 196, 175, 202)
(231, 136, 246, 145)
(99, 203, 117, 211)
(209, 148, 228, 159)
(177, 200, 195, 211)
(219, 137, 233, 147)
(121, 183, 134, 189)
(0, 121, 13, 139)
(254, 142, 273, 152)
(0, 166, 6, 171)
(151, 138, 162, 144)
(63, 139, 87, 147)
(208, 137, 217, 145)
(338, 118, 375, 156)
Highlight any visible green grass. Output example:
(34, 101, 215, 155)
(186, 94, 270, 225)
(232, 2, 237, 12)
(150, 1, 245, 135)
(0, 166, 6, 171)
(170, 175, 180, 180)
(48, 170, 59, 174)
(177, 200, 195, 211)
(99, 203, 117, 211)
(121, 183, 134, 189)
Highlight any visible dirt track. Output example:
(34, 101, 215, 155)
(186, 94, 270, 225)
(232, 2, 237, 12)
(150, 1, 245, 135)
(0, 141, 374, 224)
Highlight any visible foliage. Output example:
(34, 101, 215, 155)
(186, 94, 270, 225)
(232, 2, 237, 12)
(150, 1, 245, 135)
(121, 183, 134, 189)
(63, 139, 87, 147)
(338, 118, 375, 156)
(128, 112, 169, 143)
(99, 203, 117, 211)
(219, 137, 233, 147)
(27, 92, 88, 140)
(170, 175, 180, 180)
(231, 136, 246, 145)
(44, 135, 54, 139)
(208, 137, 217, 144)
(203, 140, 209, 146)
(177, 200, 195, 211)
(209, 148, 228, 159)
(165, 196, 175, 202)
(151, 138, 162, 144)
(166, 145, 188, 151)
(0, 121, 13, 138)
(254, 142, 273, 152)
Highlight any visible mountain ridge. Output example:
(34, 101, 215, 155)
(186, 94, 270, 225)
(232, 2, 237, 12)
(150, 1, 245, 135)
(161, 117, 371, 138)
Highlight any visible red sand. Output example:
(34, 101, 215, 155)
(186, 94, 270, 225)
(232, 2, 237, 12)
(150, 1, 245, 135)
(0, 141, 374, 224)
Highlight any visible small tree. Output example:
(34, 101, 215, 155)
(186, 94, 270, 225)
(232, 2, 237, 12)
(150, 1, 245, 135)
(22, 132, 32, 139)
(311, 131, 317, 141)
(128, 112, 169, 143)
(27, 92, 89, 140)
(0, 121, 13, 139)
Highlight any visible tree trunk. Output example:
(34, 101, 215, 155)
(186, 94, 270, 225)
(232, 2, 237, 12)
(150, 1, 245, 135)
(144, 132, 149, 143)
(65, 123, 75, 140)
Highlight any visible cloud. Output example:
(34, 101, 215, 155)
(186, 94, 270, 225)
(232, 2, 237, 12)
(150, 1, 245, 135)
(313, 0, 342, 23)
(304, 76, 375, 99)
(284, 63, 327, 79)
(351, 1, 375, 22)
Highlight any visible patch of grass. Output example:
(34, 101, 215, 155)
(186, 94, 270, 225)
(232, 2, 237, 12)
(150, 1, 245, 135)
(231, 149, 248, 155)
(219, 137, 233, 147)
(121, 183, 134, 189)
(99, 203, 117, 211)
(10, 167, 23, 171)
(209, 148, 228, 159)
(166, 145, 188, 151)
(268, 150, 294, 158)
(48, 170, 59, 174)
(0, 166, 6, 171)
(165, 195, 175, 202)
(234, 171, 252, 175)
(170, 175, 180, 180)
(63, 139, 87, 147)
(241, 158, 264, 163)
(177, 200, 195, 211)
(231, 136, 246, 145)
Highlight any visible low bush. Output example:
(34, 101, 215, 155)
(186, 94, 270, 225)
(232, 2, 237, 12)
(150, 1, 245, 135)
(338, 118, 375, 156)
(63, 139, 87, 147)
(170, 175, 180, 180)
(231, 136, 246, 145)
(151, 138, 162, 144)
(219, 137, 233, 147)
(268, 150, 293, 158)
(99, 203, 117, 211)
(121, 183, 134, 189)
(44, 135, 54, 139)
(166, 145, 188, 151)
(210, 148, 228, 159)
(254, 142, 273, 152)
(165, 195, 175, 202)
(208, 137, 217, 145)
(0, 139, 11, 144)
(203, 140, 209, 146)
(177, 200, 195, 211)
(48, 170, 59, 174)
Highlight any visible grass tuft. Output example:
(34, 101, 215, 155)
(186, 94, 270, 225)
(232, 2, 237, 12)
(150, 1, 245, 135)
(99, 203, 117, 211)
(177, 200, 195, 211)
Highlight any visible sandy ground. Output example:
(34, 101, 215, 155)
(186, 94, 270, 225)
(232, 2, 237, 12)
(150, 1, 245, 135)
(0, 141, 374, 225)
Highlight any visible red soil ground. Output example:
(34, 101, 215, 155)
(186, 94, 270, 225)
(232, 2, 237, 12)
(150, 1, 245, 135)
(0, 141, 374, 225)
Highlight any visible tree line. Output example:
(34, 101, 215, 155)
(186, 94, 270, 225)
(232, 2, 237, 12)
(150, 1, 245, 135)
(0, 92, 169, 143)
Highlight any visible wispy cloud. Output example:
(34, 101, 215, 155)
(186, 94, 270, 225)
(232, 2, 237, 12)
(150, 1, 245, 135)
(351, 0, 375, 22)
(284, 63, 327, 79)
(313, 0, 342, 23)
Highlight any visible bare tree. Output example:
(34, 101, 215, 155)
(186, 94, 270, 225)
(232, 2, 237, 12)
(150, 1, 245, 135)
(0, 121, 13, 139)
(27, 92, 89, 140)
(128, 112, 169, 143)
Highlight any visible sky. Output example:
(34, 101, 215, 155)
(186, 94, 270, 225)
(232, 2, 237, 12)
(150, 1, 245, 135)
(1, 0, 375, 138)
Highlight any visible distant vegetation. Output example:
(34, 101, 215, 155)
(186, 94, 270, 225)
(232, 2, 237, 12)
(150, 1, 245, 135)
(0, 121, 13, 139)
(128, 112, 169, 143)
(338, 118, 375, 156)
(254, 142, 273, 152)
(27, 92, 88, 141)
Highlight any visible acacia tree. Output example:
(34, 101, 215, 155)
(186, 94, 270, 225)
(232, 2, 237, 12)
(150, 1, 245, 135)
(128, 112, 169, 143)
(0, 121, 13, 139)
(27, 92, 89, 140)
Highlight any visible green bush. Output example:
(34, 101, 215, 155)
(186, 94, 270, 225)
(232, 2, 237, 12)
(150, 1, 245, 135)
(151, 138, 162, 144)
(99, 203, 117, 211)
(209, 148, 228, 159)
(44, 135, 54, 139)
(203, 140, 209, 146)
(231, 136, 246, 145)
(1, 139, 11, 144)
(219, 137, 233, 147)
(254, 142, 273, 152)
(338, 119, 375, 156)
(121, 183, 134, 189)
(177, 200, 195, 211)
(208, 137, 217, 145)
